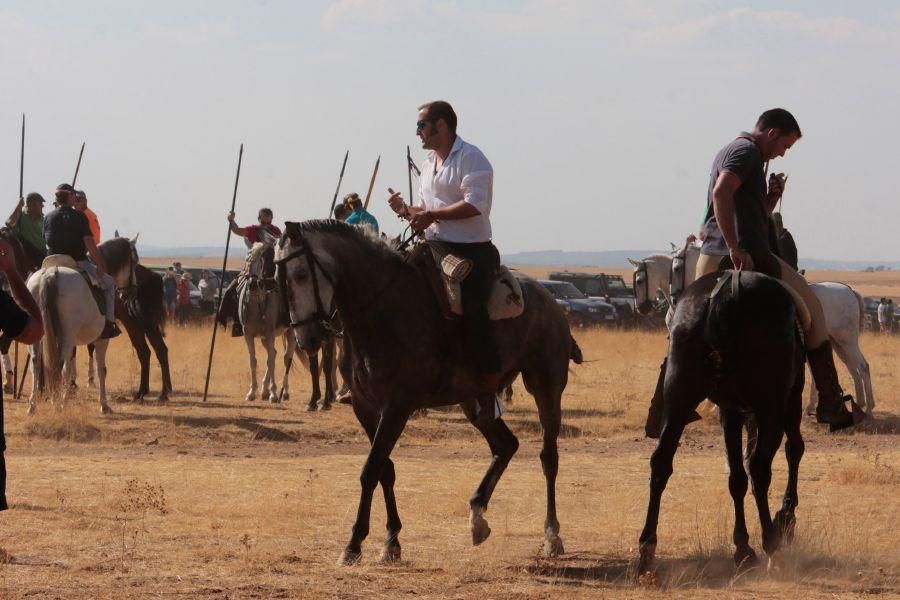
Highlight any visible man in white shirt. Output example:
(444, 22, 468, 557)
(388, 100, 501, 424)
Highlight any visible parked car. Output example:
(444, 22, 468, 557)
(538, 280, 617, 327)
(549, 271, 636, 325)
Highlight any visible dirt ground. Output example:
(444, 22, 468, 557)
(1, 299, 898, 598)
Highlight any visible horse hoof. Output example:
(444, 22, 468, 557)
(543, 535, 565, 558)
(636, 542, 656, 582)
(319, 402, 332, 412)
(337, 549, 361, 566)
(767, 551, 785, 574)
(100, 404, 113, 415)
(734, 546, 758, 569)
(281, 392, 290, 402)
(470, 507, 491, 546)
(773, 511, 796, 545)
(246, 394, 257, 402)
(27, 403, 36, 416)
(157, 394, 169, 403)
(88, 378, 95, 388)
(378, 542, 402, 563)
(306, 402, 318, 412)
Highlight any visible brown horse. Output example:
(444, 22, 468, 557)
(276, 220, 582, 565)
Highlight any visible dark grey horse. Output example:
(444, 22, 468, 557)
(637, 270, 805, 577)
(276, 220, 582, 565)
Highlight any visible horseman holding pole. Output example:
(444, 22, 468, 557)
(216, 207, 282, 337)
(42, 184, 120, 339)
(387, 100, 502, 425)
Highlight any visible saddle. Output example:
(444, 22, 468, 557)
(41, 254, 106, 314)
(413, 241, 525, 321)
(710, 269, 811, 333)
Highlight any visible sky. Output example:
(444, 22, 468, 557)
(0, 1, 898, 260)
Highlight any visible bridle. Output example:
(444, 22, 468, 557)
(632, 260, 653, 314)
(116, 243, 141, 302)
(274, 233, 337, 331)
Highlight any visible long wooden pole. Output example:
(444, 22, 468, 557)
(72, 142, 85, 186)
(13, 114, 24, 397)
(362, 155, 380, 210)
(202, 144, 243, 403)
(406, 145, 414, 211)
(327, 150, 349, 218)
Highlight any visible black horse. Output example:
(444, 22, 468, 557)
(95, 239, 172, 401)
(276, 220, 581, 565)
(637, 270, 805, 576)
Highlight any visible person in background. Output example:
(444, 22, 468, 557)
(344, 193, 379, 233)
(172, 261, 183, 275)
(198, 269, 219, 319)
(176, 271, 193, 325)
(73, 190, 100, 245)
(163, 268, 178, 320)
(334, 203, 351, 222)
(0, 237, 44, 511)
(878, 298, 889, 334)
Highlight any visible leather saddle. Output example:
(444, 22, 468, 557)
(411, 241, 525, 321)
(41, 254, 106, 314)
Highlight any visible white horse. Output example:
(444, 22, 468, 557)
(27, 243, 138, 414)
(630, 243, 875, 418)
(238, 241, 285, 403)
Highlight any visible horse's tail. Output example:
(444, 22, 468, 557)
(137, 265, 167, 336)
(853, 289, 866, 331)
(38, 267, 63, 388)
(569, 335, 583, 364)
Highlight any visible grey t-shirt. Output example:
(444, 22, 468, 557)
(700, 133, 768, 256)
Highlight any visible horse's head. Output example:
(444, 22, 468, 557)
(98, 236, 141, 297)
(629, 257, 660, 315)
(276, 221, 337, 352)
(0, 226, 32, 279)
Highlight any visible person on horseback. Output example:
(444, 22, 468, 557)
(217, 207, 282, 337)
(388, 100, 502, 425)
(6, 192, 47, 257)
(73, 190, 101, 245)
(343, 193, 379, 233)
(647, 108, 855, 433)
(43, 183, 120, 339)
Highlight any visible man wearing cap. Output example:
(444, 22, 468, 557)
(73, 190, 101, 245)
(343, 193, 379, 233)
(387, 100, 502, 425)
(217, 208, 282, 336)
(43, 184, 119, 339)
(6, 192, 47, 258)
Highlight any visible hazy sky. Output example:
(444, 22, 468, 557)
(0, 1, 898, 260)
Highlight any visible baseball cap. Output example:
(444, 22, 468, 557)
(56, 183, 76, 193)
(25, 192, 45, 204)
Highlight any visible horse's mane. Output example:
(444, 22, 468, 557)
(98, 237, 135, 277)
(645, 253, 672, 263)
(284, 219, 404, 265)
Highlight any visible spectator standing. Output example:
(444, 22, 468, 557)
(198, 270, 219, 318)
(163, 268, 178, 319)
(878, 298, 889, 334)
(886, 299, 895, 334)
(176, 272, 192, 325)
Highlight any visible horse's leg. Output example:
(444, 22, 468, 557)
(637, 377, 702, 578)
(747, 416, 784, 564)
(721, 409, 756, 568)
(320, 336, 335, 411)
(460, 400, 520, 548)
(244, 336, 258, 401)
(805, 365, 818, 416)
(774, 368, 805, 545)
(28, 343, 40, 414)
(120, 309, 151, 401)
(146, 325, 172, 400)
(306, 351, 321, 412)
(279, 333, 293, 402)
(59, 340, 76, 408)
(350, 398, 404, 563)
(87, 343, 96, 386)
(93, 339, 112, 414)
(339, 406, 409, 565)
(263, 334, 278, 402)
(834, 340, 874, 419)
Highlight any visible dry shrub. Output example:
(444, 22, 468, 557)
(22, 402, 102, 442)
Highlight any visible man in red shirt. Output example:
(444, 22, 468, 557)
(217, 208, 282, 336)
(73, 190, 101, 245)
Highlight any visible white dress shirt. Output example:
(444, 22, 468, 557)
(417, 135, 493, 243)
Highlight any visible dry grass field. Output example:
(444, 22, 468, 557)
(0, 269, 898, 598)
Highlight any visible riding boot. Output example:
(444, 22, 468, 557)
(644, 357, 701, 439)
(101, 321, 121, 339)
(217, 281, 238, 328)
(807, 341, 858, 431)
(232, 321, 244, 337)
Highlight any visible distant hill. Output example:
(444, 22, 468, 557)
(137, 244, 900, 272)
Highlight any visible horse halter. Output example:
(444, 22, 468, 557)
(274, 233, 337, 331)
(633, 260, 653, 313)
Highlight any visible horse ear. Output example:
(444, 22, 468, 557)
(131, 232, 140, 245)
(669, 242, 677, 252)
(628, 258, 641, 267)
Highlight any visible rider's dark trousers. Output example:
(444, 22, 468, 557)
(444, 240, 502, 374)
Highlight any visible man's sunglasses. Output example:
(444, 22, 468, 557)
(416, 119, 436, 132)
